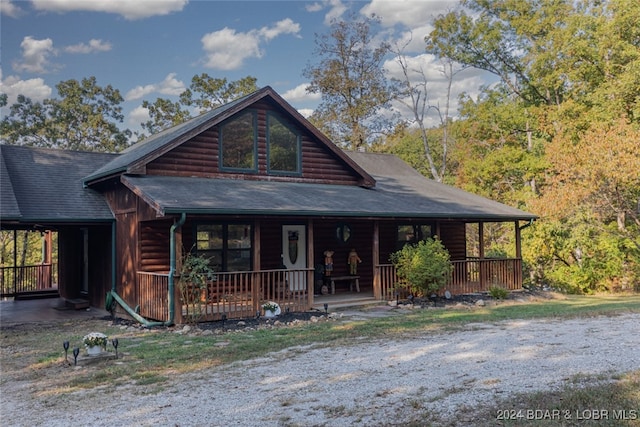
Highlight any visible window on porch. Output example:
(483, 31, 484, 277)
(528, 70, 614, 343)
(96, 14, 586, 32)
(396, 224, 432, 250)
(196, 224, 252, 272)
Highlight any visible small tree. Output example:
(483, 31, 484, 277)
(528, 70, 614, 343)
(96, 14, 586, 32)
(178, 251, 215, 325)
(390, 238, 452, 296)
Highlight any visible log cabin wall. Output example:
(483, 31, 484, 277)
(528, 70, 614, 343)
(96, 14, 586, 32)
(87, 225, 112, 308)
(145, 100, 360, 186)
(313, 220, 374, 292)
(377, 220, 466, 263)
(438, 221, 467, 261)
(104, 186, 139, 304)
(139, 220, 172, 273)
(378, 221, 401, 266)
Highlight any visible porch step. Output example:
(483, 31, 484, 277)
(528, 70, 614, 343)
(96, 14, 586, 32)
(65, 298, 90, 310)
(14, 290, 60, 300)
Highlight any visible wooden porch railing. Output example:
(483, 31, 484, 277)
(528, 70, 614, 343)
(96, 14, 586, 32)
(137, 271, 170, 321)
(136, 268, 312, 323)
(0, 264, 56, 298)
(377, 258, 523, 300)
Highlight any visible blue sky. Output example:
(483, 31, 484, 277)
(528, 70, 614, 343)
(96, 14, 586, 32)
(1, 0, 488, 132)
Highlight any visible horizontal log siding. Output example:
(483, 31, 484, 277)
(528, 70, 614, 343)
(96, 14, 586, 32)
(438, 222, 467, 260)
(139, 221, 171, 272)
(145, 105, 360, 185)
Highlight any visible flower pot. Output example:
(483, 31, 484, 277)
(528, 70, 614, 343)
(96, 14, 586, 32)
(264, 310, 277, 319)
(86, 345, 102, 356)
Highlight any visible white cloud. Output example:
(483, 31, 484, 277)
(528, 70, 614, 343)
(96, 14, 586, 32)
(0, 0, 23, 18)
(30, 0, 188, 20)
(259, 18, 301, 41)
(125, 73, 185, 101)
(64, 39, 112, 54)
(361, 0, 456, 28)
(297, 108, 314, 118)
(201, 19, 301, 71)
(128, 104, 151, 127)
(322, 0, 348, 25)
(305, 2, 323, 13)
(0, 70, 53, 105)
(281, 83, 321, 104)
(12, 36, 58, 74)
(306, 0, 348, 25)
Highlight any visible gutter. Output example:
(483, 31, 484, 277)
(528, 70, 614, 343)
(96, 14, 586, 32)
(107, 213, 186, 327)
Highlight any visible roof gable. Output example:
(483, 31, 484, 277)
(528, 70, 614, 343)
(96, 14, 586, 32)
(84, 86, 375, 188)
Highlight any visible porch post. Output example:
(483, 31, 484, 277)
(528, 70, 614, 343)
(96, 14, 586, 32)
(515, 221, 522, 259)
(307, 219, 314, 309)
(253, 221, 261, 312)
(372, 220, 380, 300)
(478, 221, 486, 288)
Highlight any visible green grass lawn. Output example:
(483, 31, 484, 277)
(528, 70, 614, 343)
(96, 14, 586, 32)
(2, 293, 639, 424)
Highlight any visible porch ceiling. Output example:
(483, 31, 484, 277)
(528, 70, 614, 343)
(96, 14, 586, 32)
(121, 153, 537, 221)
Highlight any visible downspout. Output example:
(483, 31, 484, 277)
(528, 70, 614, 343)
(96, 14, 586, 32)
(519, 218, 535, 230)
(107, 221, 166, 327)
(167, 212, 187, 325)
(108, 213, 186, 327)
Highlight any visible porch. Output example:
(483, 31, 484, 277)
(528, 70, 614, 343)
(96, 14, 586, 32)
(135, 257, 522, 323)
(0, 264, 58, 299)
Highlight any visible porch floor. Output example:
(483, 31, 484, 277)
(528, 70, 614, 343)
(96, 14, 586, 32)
(0, 297, 110, 324)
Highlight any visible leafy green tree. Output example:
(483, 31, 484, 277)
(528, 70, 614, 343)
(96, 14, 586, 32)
(139, 98, 191, 136)
(390, 238, 453, 296)
(179, 74, 258, 111)
(139, 74, 258, 138)
(426, 0, 640, 293)
(303, 13, 398, 150)
(1, 77, 131, 152)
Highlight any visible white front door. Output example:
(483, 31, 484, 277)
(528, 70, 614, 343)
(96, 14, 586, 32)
(282, 225, 307, 291)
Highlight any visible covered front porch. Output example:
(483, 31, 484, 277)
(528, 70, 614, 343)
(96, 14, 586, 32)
(135, 256, 523, 323)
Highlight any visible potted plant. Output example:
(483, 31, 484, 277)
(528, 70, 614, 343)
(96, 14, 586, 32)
(261, 301, 281, 318)
(83, 332, 108, 355)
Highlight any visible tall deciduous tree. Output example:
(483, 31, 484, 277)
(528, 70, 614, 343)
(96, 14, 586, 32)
(427, 0, 640, 292)
(303, 13, 397, 150)
(1, 77, 131, 152)
(139, 74, 258, 138)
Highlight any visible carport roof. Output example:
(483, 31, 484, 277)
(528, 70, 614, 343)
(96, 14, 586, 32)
(0, 145, 116, 224)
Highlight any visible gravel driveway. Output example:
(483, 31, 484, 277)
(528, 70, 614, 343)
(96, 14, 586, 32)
(3, 312, 639, 426)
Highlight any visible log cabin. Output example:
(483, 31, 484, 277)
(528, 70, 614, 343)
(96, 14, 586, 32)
(1, 86, 536, 324)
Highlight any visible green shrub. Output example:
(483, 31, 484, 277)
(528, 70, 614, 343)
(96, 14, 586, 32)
(488, 285, 509, 299)
(178, 251, 215, 324)
(390, 238, 452, 296)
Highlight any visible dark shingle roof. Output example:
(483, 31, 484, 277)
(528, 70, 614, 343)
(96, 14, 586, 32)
(121, 151, 536, 221)
(0, 147, 21, 220)
(1, 145, 116, 223)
